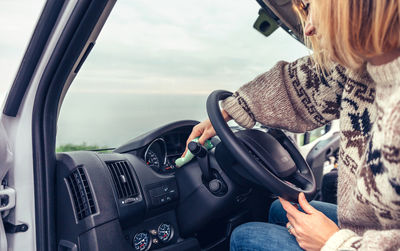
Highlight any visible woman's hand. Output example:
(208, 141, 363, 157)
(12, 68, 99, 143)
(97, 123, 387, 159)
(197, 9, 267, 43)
(181, 109, 231, 157)
(279, 193, 339, 251)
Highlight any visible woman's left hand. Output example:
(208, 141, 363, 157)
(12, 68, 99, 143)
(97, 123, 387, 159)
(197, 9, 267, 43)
(279, 193, 339, 251)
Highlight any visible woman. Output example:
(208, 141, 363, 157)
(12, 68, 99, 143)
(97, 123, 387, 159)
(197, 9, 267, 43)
(184, 0, 400, 250)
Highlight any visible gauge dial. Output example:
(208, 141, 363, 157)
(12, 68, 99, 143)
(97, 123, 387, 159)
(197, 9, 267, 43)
(145, 150, 160, 170)
(133, 232, 151, 251)
(157, 223, 173, 243)
(144, 138, 167, 173)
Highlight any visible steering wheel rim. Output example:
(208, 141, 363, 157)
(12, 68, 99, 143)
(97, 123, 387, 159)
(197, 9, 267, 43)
(207, 90, 316, 202)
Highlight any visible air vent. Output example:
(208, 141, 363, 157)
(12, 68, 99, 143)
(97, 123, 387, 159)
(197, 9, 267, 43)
(66, 167, 96, 221)
(106, 161, 139, 201)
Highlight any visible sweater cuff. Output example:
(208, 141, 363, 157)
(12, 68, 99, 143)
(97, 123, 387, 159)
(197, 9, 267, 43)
(321, 229, 359, 251)
(221, 96, 255, 129)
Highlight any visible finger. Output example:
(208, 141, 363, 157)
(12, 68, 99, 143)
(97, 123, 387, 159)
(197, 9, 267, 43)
(187, 129, 202, 145)
(181, 148, 188, 158)
(279, 197, 303, 219)
(289, 226, 298, 237)
(287, 214, 303, 238)
(198, 131, 212, 145)
(286, 213, 297, 226)
(198, 134, 207, 145)
(182, 143, 191, 157)
(286, 221, 298, 237)
(298, 192, 317, 214)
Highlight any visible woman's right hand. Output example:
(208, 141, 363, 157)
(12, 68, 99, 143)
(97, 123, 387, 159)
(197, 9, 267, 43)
(181, 109, 231, 158)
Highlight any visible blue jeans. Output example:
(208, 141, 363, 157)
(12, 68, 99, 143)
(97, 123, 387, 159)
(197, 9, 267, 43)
(230, 199, 338, 251)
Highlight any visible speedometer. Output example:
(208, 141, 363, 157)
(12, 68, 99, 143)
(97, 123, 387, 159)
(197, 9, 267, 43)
(145, 150, 160, 170)
(144, 138, 167, 173)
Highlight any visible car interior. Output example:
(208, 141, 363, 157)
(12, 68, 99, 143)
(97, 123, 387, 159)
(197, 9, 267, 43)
(54, 86, 340, 251)
(1, 0, 340, 251)
(55, 104, 338, 251)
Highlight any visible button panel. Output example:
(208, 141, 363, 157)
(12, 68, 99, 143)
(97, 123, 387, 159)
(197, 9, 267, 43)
(147, 180, 178, 207)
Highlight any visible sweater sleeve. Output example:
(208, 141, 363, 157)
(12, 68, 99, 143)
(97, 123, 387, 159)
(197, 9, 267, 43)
(322, 229, 400, 250)
(221, 56, 347, 132)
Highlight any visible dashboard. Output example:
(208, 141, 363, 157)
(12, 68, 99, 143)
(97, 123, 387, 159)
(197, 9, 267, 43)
(55, 120, 206, 251)
(54, 118, 326, 251)
(54, 119, 281, 251)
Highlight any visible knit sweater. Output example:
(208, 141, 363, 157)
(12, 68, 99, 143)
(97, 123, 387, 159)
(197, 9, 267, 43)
(221, 56, 400, 250)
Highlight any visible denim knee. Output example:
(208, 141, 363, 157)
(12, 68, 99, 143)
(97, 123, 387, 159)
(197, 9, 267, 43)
(268, 199, 288, 226)
(230, 222, 303, 251)
(230, 222, 269, 251)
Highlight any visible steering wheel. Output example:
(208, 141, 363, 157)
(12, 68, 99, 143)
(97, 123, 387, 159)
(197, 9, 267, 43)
(207, 90, 316, 202)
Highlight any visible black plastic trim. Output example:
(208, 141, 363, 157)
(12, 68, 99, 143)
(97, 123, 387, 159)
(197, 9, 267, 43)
(74, 42, 94, 73)
(3, 1, 64, 117)
(157, 238, 200, 251)
(31, 0, 115, 250)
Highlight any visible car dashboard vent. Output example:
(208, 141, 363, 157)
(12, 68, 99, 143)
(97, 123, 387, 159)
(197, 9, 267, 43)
(106, 161, 139, 203)
(66, 167, 97, 221)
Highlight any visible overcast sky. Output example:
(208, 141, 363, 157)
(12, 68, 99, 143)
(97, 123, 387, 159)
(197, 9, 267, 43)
(72, 0, 310, 96)
(0, 0, 309, 102)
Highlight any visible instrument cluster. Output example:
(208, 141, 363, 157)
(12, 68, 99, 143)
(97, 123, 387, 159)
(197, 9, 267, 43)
(143, 133, 187, 174)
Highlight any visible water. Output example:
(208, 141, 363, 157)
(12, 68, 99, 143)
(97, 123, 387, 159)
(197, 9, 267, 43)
(57, 92, 209, 148)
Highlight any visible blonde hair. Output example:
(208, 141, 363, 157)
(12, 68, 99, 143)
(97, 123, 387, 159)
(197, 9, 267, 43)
(294, 0, 400, 70)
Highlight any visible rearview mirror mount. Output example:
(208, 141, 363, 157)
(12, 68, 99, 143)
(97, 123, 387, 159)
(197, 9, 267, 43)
(253, 8, 279, 37)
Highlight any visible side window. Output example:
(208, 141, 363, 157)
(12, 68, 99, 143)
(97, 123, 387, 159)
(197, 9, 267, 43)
(297, 123, 332, 146)
(0, 2, 45, 103)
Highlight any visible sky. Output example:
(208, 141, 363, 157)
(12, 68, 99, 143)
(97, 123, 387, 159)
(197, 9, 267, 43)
(0, 0, 309, 101)
(71, 0, 310, 96)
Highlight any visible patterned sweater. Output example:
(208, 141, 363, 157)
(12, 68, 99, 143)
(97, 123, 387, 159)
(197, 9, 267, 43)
(221, 56, 400, 250)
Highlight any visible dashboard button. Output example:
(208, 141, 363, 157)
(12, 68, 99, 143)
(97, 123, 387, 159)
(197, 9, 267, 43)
(162, 185, 169, 193)
(160, 197, 166, 204)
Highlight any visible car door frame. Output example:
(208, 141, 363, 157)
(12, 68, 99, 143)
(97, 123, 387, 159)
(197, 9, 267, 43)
(2, 0, 116, 250)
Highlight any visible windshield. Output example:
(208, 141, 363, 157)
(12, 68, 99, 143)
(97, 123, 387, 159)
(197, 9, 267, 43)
(56, 0, 309, 152)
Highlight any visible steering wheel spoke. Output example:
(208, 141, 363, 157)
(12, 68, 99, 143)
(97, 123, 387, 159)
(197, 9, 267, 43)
(285, 171, 314, 191)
